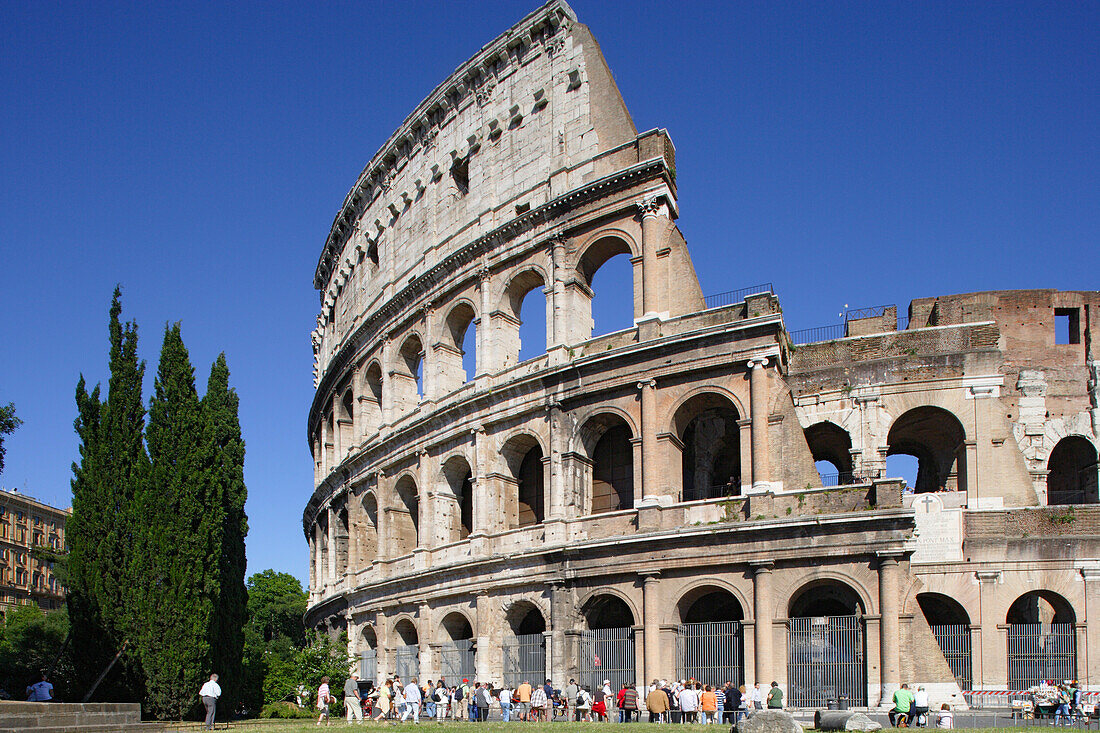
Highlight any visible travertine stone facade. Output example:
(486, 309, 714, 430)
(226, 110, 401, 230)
(304, 0, 1100, 708)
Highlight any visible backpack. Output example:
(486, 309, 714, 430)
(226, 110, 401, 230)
(577, 694, 585, 706)
(456, 687, 464, 701)
(433, 690, 441, 703)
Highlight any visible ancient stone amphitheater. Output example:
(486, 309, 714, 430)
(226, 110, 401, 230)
(304, 0, 1100, 708)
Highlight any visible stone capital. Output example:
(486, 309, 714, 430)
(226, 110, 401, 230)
(637, 195, 661, 219)
(636, 379, 657, 391)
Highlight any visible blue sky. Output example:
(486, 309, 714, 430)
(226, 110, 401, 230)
(2, 0, 1097, 585)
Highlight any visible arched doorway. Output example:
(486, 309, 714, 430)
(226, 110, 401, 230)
(393, 618, 420, 680)
(580, 413, 635, 514)
(787, 581, 867, 707)
(439, 612, 476, 683)
(1047, 437, 1099, 505)
(392, 476, 419, 555)
(577, 236, 636, 338)
(441, 455, 474, 543)
(805, 422, 854, 486)
(1006, 591, 1077, 689)
(673, 393, 742, 501)
(886, 407, 967, 493)
(503, 602, 547, 687)
(580, 594, 636, 696)
(502, 434, 545, 528)
(499, 269, 547, 368)
(675, 587, 745, 686)
(360, 626, 378, 683)
(917, 593, 972, 691)
(360, 492, 379, 564)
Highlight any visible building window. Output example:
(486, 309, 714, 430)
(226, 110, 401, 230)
(1055, 308, 1081, 345)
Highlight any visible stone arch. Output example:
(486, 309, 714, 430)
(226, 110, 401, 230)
(1047, 436, 1099, 505)
(337, 385, 355, 458)
(361, 360, 383, 436)
(504, 598, 550, 636)
(780, 572, 873, 619)
(574, 231, 638, 336)
(671, 390, 743, 501)
(391, 474, 420, 555)
(805, 421, 854, 485)
(580, 591, 638, 630)
(676, 583, 746, 624)
(335, 502, 350, 576)
(438, 300, 479, 393)
(361, 623, 378, 649)
(394, 333, 425, 414)
(500, 432, 546, 528)
(359, 490, 379, 563)
(440, 453, 475, 542)
(886, 405, 968, 493)
(497, 267, 549, 369)
(916, 592, 971, 626)
(574, 229, 640, 280)
(578, 412, 635, 514)
(439, 610, 475, 642)
(1007, 590, 1077, 625)
(392, 616, 419, 646)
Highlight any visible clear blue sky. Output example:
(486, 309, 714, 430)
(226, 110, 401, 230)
(2, 1, 1097, 586)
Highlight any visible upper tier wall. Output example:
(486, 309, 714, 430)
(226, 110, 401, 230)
(312, 0, 640, 385)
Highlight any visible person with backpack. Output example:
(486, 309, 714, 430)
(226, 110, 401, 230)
(563, 678, 579, 721)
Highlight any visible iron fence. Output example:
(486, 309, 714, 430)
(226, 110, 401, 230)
(704, 283, 774, 310)
(394, 644, 419, 681)
(787, 616, 866, 708)
(1008, 623, 1076, 690)
(683, 482, 741, 502)
(817, 472, 856, 487)
(503, 633, 545, 688)
(930, 624, 972, 691)
(360, 649, 378, 683)
(676, 621, 744, 687)
(580, 627, 635, 697)
(789, 324, 845, 344)
(440, 639, 476, 683)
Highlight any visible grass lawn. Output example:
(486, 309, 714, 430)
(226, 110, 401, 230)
(161, 723, 1067, 733)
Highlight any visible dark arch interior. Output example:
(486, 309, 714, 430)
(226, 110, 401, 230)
(518, 445, 545, 526)
(592, 421, 634, 513)
(789, 582, 864, 618)
(1047, 437, 1099, 505)
(441, 613, 474, 641)
(887, 406, 967, 494)
(681, 405, 741, 501)
(511, 606, 547, 636)
(681, 589, 745, 624)
(394, 620, 419, 646)
(362, 626, 378, 649)
(584, 595, 635, 630)
(805, 422, 854, 484)
(1007, 591, 1076, 625)
(916, 592, 971, 626)
(443, 456, 474, 540)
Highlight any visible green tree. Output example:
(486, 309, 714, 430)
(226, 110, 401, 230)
(0, 401, 22, 475)
(199, 354, 248, 715)
(137, 323, 209, 719)
(66, 287, 148, 702)
(241, 570, 308, 712)
(0, 605, 69, 698)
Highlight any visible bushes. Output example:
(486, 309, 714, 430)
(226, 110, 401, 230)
(260, 701, 316, 719)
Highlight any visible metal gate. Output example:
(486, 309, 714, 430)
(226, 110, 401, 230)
(930, 624, 972, 691)
(440, 639, 476, 683)
(580, 627, 635, 695)
(1008, 623, 1076, 689)
(360, 649, 378, 683)
(787, 616, 866, 708)
(394, 644, 419, 680)
(676, 621, 744, 686)
(503, 632, 545, 688)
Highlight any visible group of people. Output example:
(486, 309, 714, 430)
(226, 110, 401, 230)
(889, 684, 953, 729)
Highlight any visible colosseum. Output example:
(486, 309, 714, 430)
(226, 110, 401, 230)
(303, 0, 1100, 708)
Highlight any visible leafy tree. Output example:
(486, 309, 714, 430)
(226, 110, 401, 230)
(66, 287, 148, 702)
(0, 401, 22, 475)
(0, 605, 69, 699)
(241, 570, 308, 712)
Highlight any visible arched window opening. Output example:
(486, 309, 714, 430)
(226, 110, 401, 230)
(440, 612, 476, 683)
(583, 594, 635, 630)
(499, 270, 547, 369)
(1047, 437, 1099, 505)
(392, 476, 419, 556)
(787, 581, 867, 707)
(393, 335, 424, 415)
(441, 455, 475, 543)
(361, 361, 383, 436)
(440, 302, 478, 395)
(886, 406, 967, 494)
(579, 594, 636, 694)
(502, 434, 545, 529)
(805, 422, 854, 486)
(503, 602, 547, 688)
(441, 612, 474, 641)
(576, 236, 635, 340)
(335, 505, 349, 576)
(673, 394, 741, 501)
(360, 493, 378, 563)
(581, 414, 634, 514)
(676, 587, 745, 686)
(338, 388, 355, 458)
(317, 512, 330, 583)
(1007, 591, 1077, 689)
(917, 592, 973, 691)
(324, 413, 335, 471)
(360, 626, 378, 682)
(393, 618, 420, 680)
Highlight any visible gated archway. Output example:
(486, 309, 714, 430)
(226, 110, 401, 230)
(787, 581, 867, 707)
(917, 593, 972, 691)
(439, 612, 476, 683)
(1006, 591, 1077, 689)
(580, 594, 636, 696)
(675, 586, 745, 686)
(503, 601, 547, 687)
(393, 618, 420, 680)
(360, 626, 378, 683)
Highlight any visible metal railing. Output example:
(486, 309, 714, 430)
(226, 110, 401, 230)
(789, 324, 845, 344)
(931, 624, 972, 691)
(844, 305, 891, 320)
(787, 616, 867, 708)
(440, 639, 476, 683)
(360, 649, 378, 683)
(704, 283, 774, 310)
(817, 472, 856, 487)
(676, 621, 744, 686)
(503, 633, 545, 688)
(394, 644, 420, 680)
(1008, 623, 1076, 690)
(580, 627, 635, 697)
(683, 482, 742, 502)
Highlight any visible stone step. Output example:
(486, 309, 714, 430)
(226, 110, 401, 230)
(0, 726, 159, 733)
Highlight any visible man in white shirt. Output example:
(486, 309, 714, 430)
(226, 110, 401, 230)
(199, 674, 221, 730)
(26, 673, 54, 702)
(678, 684, 699, 723)
(403, 678, 422, 722)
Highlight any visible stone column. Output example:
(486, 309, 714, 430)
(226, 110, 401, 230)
(476, 267, 492, 377)
(878, 553, 902, 705)
(752, 561, 774, 685)
(471, 428, 490, 536)
(737, 418, 753, 488)
(550, 581, 570, 682)
(326, 505, 337, 583)
(637, 379, 658, 504)
(419, 602, 433, 682)
(748, 359, 771, 490)
(976, 570, 1004, 689)
(548, 234, 568, 352)
(348, 488, 360, 576)
(333, 394, 344, 462)
(966, 385, 996, 506)
(476, 592, 493, 682)
(381, 337, 395, 426)
(321, 413, 331, 476)
(314, 522, 324, 594)
(641, 571, 662, 683)
(308, 533, 317, 600)
(638, 197, 665, 318)
(1082, 566, 1100, 690)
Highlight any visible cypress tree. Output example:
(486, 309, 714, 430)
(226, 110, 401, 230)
(200, 354, 249, 716)
(139, 323, 208, 718)
(66, 288, 148, 701)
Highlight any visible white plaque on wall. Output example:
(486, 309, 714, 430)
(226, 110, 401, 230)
(910, 493, 963, 564)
